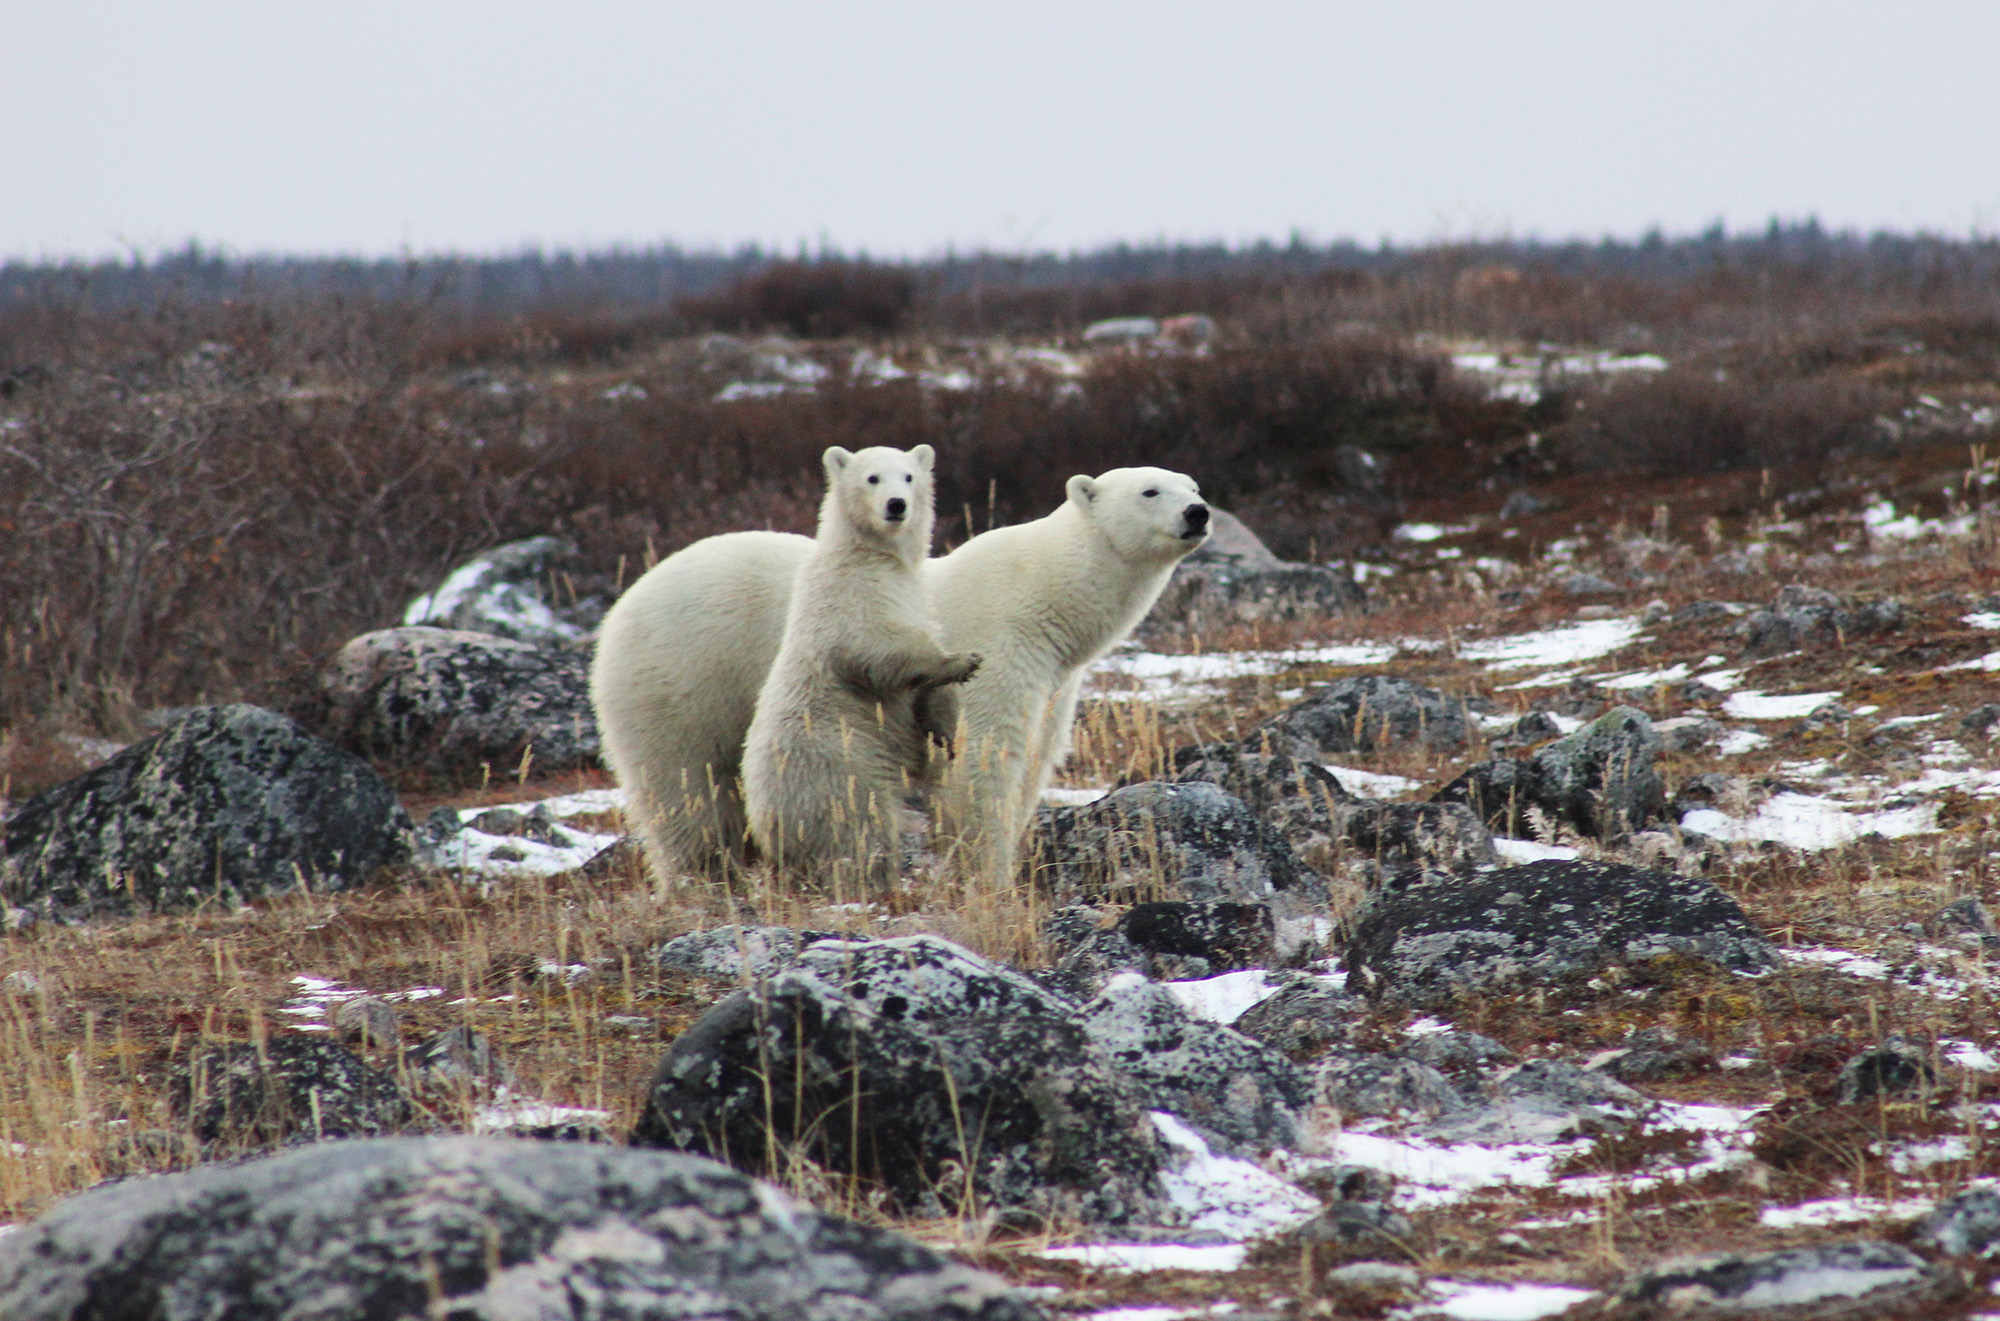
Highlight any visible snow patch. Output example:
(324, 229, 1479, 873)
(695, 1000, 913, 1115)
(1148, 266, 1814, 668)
(1458, 619, 1645, 671)
(1151, 1112, 1319, 1239)
(1162, 971, 1283, 1026)
(1722, 690, 1843, 720)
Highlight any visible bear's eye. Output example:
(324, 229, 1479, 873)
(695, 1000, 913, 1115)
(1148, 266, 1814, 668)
(867, 475, 880, 485)
(904, 474, 913, 483)
(1142, 489, 1159, 498)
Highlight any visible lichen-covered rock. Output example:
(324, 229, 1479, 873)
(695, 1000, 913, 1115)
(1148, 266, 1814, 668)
(1739, 583, 1903, 658)
(1402, 1030, 1516, 1089)
(651, 924, 839, 979)
(1079, 973, 1310, 1151)
(1138, 508, 1366, 640)
(402, 535, 604, 643)
(1433, 705, 1664, 839)
(1585, 1241, 1960, 1319)
(1026, 781, 1329, 916)
(1, 704, 413, 919)
(0, 1136, 1040, 1321)
(1258, 675, 1480, 755)
(170, 1038, 413, 1153)
(1834, 1033, 1935, 1103)
(1343, 859, 1776, 1009)
(1042, 901, 1278, 994)
(1231, 973, 1367, 1059)
(1316, 1049, 1465, 1122)
(1427, 1058, 1646, 1143)
(1589, 1027, 1715, 1084)
(632, 935, 1170, 1226)
(1914, 1185, 2000, 1258)
(317, 626, 599, 775)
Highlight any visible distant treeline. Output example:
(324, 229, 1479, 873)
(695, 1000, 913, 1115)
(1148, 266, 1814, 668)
(7, 221, 1999, 314)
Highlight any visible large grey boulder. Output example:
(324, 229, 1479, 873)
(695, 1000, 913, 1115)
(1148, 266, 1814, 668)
(1026, 780, 1329, 917)
(1, 704, 413, 920)
(1079, 973, 1310, 1151)
(1586, 1241, 1960, 1319)
(1433, 705, 1664, 839)
(317, 626, 599, 775)
(1258, 675, 1480, 755)
(402, 535, 603, 643)
(1231, 973, 1367, 1059)
(1427, 1059, 1646, 1143)
(632, 935, 1171, 1226)
(1344, 859, 1776, 1009)
(1138, 509, 1366, 640)
(0, 1136, 1039, 1321)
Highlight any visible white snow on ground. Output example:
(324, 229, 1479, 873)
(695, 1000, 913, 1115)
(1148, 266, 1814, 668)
(1713, 728, 1770, 756)
(1947, 651, 2000, 673)
(1601, 663, 1690, 690)
(1682, 793, 1937, 850)
(1722, 690, 1843, 720)
(1324, 764, 1424, 797)
(1043, 1244, 1247, 1273)
(1394, 522, 1476, 543)
(1758, 1196, 1936, 1229)
(403, 563, 584, 642)
(1490, 838, 1580, 863)
(1088, 642, 1401, 700)
(1151, 1113, 1320, 1239)
(1458, 618, 1645, 671)
(472, 1089, 613, 1136)
(435, 817, 624, 878)
(1452, 348, 1666, 405)
(280, 975, 442, 1029)
(1042, 786, 1111, 807)
(1162, 970, 1283, 1025)
(1427, 1280, 1598, 1320)
(1967, 612, 2000, 630)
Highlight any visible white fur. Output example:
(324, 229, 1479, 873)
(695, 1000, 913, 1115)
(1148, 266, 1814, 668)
(589, 464, 1208, 886)
(741, 444, 978, 889)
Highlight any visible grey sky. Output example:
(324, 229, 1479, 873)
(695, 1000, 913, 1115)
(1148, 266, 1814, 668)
(6, 1, 1998, 262)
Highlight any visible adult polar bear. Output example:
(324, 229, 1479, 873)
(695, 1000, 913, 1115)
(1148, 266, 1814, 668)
(590, 466, 1210, 886)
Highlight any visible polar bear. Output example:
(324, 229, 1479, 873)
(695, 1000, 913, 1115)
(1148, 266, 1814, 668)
(742, 444, 981, 890)
(590, 465, 1208, 887)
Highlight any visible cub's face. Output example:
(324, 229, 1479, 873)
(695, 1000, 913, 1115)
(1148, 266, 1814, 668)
(824, 443, 937, 546)
(1066, 467, 1210, 563)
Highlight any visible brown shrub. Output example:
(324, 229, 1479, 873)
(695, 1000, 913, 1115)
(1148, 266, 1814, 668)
(677, 260, 916, 338)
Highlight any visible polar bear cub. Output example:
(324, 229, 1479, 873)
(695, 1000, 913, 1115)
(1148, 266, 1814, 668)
(742, 444, 981, 889)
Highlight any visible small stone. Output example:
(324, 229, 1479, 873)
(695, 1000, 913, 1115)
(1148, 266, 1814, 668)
(405, 1025, 516, 1092)
(1835, 1033, 1935, 1103)
(331, 996, 400, 1048)
(0, 971, 39, 997)
(1962, 704, 2000, 738)
(1914, 1185, 2000, 1258)
(602, 1015, 655, 1035)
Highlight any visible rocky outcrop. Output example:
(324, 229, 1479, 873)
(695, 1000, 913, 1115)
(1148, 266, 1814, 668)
(1433, 705, 1664, 839)
(0, 1137, 1039, 1321)
(1042, 901, 1277, 992)
(1739, 583, 1903, 657)
(1343, 859, 1776, 1009)
(1257, 675, 1480, 755)
(401, 535, 605, 643)
(1026, 780, 1329, 917)
(1138, 508, 1366, 640)
(171, 1038, 413, 1153)
(632, 935, 1171, 1226)
(1, 704, 413, 919)
(1079, 973, 1310, 1151)
(317, 626, 598, 774)
(1583, 1241, 1960, 1319)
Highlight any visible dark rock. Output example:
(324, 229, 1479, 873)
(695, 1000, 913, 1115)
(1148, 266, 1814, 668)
(1316, 1049, 1465, 1121)
(1027, 781, 1328, 916)
(1434, 705, 1663, 839)
(1344, 859, 1776, 1009)
(1931, 896, 1997, 940)
(1284, 1200, 1415, 1257)
(1914, 1185, 2000, 1258)
(1231, 974, 1366, 1059)
(171, 1037, 412, 1152)
(1139, 509, 1366, 640)
(1402, 1030, 1516, 1088)
(1119, 901, 1277, 971)
(1739, 583, 1903, 657)
(1591, 1027, 1716, 1084)
(1079, 974, 1310, 1151)
(1488, 710, 1563, 753)
(632, 935, 1170, 1225)
(317, 626, 599, 775)
(1795, 701, 1854, 735)
(1651, 714, 1722, 753)
(1669, 600, 1734, 625)
(402, 535, 604, 643)
(1592, 1241, 1960, 1319)
(652, 924, 838, 979)
(1670, 772, 1736, 820)
(1258, 676, 1479, 756)
(1835, 1034, 1935, 1103)
(1296, 1163, 1398, 1205)
(405, 1025, 516, 1092)
(1337, 799, 1499, 873)
(1962, 704, 2000, 738)
(2, 704, 413, 920)
(1499, 489, 1552, 520)
(1560, 572, 1620, 597)
(0, 1136, 1038, 1321)
(1430, 1059, 1646, 1143)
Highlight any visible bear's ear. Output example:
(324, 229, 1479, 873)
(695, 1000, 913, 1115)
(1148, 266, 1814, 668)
(1066, 474, 1098, 509)
(823, 447, 853, 477)
(910, 443, 935, 471)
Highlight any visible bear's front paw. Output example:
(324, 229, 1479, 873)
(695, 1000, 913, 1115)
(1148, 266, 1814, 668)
(940, 651, 983, 685)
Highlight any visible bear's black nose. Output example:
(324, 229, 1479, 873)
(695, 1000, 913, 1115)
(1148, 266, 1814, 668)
(885, 497, 907, 520)
(1184, 503, 1210, 532)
